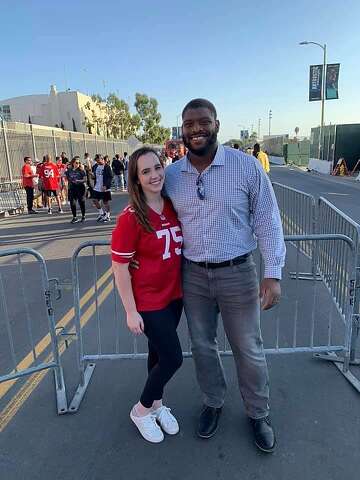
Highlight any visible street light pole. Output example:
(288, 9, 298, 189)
(299, 41, 327, 160)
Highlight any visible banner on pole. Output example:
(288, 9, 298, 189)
(326, 63, 340, 100)
(309, 65, 323, 101)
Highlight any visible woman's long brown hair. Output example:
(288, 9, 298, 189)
(127, 147, 164, 233)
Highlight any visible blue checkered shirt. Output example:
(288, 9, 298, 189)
(164, 145, 286, 279)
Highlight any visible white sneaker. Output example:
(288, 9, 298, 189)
(47, 208, 52, 215)
(96, 213, 105, 222)
(153, 406, 179, 435)
(130, 408, 164, 443)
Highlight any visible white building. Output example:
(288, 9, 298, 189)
(0, 85, 105, 134)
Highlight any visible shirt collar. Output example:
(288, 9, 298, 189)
(180, 144, 225, 173)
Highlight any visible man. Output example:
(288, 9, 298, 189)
(40, 154, 64, 214)
(60, 151, 69, 165)
(90, 154, 113, 222)
(84, 152, 93, 169)
(253, 143, 270, 173)
(21, 156, 38, 214)
(112, 154, 125, 191)
(165, 99, 286, 453)
(123, 152, 129, 188)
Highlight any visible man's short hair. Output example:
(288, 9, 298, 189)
(182, 98, 217, 120)
(24, 156, 31, 162)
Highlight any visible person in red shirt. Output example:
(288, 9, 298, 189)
(56, 156, 68, 205)
(111, 147, 183, 444)
(21, 156, 38, 214)
(40, 154, 64, 214)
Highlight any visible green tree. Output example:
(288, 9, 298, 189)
(134, 93, 170, 144)
(106, 93, 141, 139)
(84, 93, 141, 139)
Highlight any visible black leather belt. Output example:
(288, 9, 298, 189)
(185, 253, 249, 269)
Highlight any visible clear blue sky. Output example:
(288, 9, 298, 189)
(1, 0, 360, 142)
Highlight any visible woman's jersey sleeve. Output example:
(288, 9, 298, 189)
(111, 207, 139, 264)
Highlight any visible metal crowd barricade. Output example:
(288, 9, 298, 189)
(68, 234, 357, 412)
(0, 247, 68, 414)
(315, 197, 360, 385)
(272, 182, 317, 279)
(0, 181, 26, 215)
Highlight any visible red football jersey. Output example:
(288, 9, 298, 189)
(41, 163, 60, 191)
(111, 199, 183, 311)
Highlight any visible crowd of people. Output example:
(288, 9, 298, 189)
(21, 151, 129, 223)
(232, 142, 270, 173)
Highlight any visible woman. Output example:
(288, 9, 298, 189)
(111, 147, 183, 444)
(65, 157, 87, 223)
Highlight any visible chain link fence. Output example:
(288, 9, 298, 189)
(0, 120, 161, 214)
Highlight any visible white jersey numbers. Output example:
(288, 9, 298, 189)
(156, 226, 183, 260)
(44, 168, 55, 178)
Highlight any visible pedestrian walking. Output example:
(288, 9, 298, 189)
(123, 152, 129, 188)
(60, 152, 69, 165)
(111, 147, 183, 443)
(165, 98, 286, 453)
(66, 157, 87, 223)
(253, 143, 270, 173)
(21, 156, 38, 214)
(112, 154, 125, 190)
(84, 152, 93, 170)
(90, 154, 113, 222)
(56, 156, 68, 204)
(32, 159, 43, 208)
(37, 157, 46, 207)
(40, 154, 64, 214)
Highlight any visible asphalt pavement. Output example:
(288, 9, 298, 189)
(1, 174, 360, 480)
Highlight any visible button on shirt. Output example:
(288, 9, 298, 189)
(164, 145, 286, 279)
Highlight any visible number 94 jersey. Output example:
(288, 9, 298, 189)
(111, 198, 183, 311)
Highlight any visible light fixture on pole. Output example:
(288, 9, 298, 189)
(299, 40, 327, 160)
(268, 109, 272, 136)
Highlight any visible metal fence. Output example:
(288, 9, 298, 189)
(0, 120, 162, 184)
(316, 196, 360, 372)
(67, 234, 356, 412)
(0, 180, 26, 215)
(272, 182, 317, 277)
(273, 185, 360, 385)
(0, 247, 68, 414)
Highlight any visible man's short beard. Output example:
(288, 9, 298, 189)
(183, 131, 218, 157)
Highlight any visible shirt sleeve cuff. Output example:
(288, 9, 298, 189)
(264, 266, 282, 280)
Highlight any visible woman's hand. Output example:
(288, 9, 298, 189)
(126, 311, 144, 335)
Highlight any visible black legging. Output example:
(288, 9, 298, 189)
(139, 298, 183, 408)
(69, 184, 86, 217)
